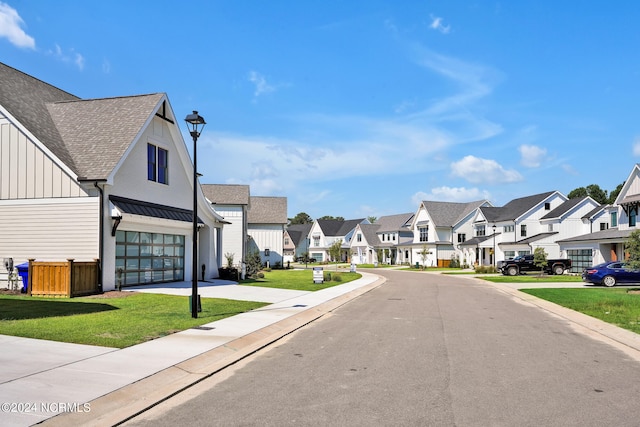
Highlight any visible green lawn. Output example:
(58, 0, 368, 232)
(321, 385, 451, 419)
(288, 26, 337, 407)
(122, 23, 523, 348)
(482, 274, 583, 283)
(242, 269, 361, 291)
(521, 287, 640, 335)
(0, 293, 266, 348)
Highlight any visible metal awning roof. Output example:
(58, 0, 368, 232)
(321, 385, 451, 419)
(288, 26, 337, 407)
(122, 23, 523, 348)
(109, 195, 202, 224)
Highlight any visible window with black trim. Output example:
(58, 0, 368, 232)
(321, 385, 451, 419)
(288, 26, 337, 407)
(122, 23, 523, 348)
(148, 143, 169, 184)
(521, 224, 527, 237)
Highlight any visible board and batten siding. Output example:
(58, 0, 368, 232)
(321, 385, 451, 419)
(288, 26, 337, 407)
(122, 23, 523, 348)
(0, 119, 86, 200)
(213, 205, 245, 266)
(248, 224, 284, 263)
(0, 198, 99, 264)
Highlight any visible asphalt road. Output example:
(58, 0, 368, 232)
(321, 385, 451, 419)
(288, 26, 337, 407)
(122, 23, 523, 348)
(125, 270, 640, 426)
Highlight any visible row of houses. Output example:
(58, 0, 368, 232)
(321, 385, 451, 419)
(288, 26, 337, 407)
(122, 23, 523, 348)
(2, 60, 639, 294)
(283, 168, 640, 275)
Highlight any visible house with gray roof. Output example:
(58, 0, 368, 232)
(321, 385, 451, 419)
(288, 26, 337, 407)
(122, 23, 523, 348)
(307, 218, 369, 262)
(349, 213, 414, 265)
(410, 199, 492, 267)
(284, 223, 313, 263)
(558, 164, 640, 272)
(202, 184, 250, 268)
(466, 191, 566, 266)
(0, 62, 226, 291)
(247, 196, 288, 266)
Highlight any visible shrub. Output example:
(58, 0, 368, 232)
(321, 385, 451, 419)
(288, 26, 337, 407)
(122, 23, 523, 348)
(224, 252, 235, 268)
(257, 272, 265, 279)
(332, 273, 343, 282)
(450, 254, 461, 269)
(323, 272, 332, 281)
(244, 249, 262, 278)
(474, 265, 498, 274)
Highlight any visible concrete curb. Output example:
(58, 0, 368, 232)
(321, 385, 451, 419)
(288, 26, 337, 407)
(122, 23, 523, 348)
(41, 275, 386, 426)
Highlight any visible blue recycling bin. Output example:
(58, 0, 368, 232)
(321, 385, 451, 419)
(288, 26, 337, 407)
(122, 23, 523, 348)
(16, 262, 29, 293)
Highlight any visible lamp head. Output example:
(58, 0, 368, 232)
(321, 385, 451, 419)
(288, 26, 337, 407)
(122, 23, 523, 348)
(184, 110, 206, 138)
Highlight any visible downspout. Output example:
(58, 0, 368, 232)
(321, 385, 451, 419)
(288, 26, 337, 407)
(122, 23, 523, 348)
(94, 181, 104, 293)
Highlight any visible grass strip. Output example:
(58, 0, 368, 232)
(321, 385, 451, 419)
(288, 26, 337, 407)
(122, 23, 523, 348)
(0, 292, 266, 348)
(241, 269, 361, 291)
(482, 275, 583, 283)
(521, 287, 640, 334)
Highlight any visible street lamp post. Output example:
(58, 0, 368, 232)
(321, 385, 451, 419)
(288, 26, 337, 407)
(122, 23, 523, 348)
(185, 111, 206, 318)
(492, 224, 497, 268)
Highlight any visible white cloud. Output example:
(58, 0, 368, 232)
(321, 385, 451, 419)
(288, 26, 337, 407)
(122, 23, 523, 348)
(519, 144, 547, 168)
(248, 70, 276, 99)
(429, 15, 451, 34)
(0, 2, 35, 49)
(561, 164, 579, 176)
(633, 138, 640, 156)
(47, 44, 85, 70)
(451, 155, 523, 184)
(412, 186, 491, 204)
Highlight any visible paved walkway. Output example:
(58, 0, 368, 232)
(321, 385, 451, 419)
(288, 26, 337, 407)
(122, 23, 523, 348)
(0, 273, 384, 427)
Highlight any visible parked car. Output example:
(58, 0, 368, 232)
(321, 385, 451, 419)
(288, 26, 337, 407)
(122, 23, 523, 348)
(582, 261, 640, 287)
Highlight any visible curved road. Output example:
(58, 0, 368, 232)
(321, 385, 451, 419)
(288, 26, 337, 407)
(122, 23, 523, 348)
(126, 270, 640, 426)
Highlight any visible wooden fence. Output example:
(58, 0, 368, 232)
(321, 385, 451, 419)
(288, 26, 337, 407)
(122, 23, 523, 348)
(27, 259, 100, 297)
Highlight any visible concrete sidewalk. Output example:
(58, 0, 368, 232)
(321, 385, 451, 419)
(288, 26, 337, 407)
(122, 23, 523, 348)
(0, 272, 384, 427)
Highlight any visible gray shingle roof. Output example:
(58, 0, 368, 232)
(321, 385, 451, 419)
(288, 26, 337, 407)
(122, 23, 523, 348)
(247, 196, 287, 224)
(0, 62, 79, 171)
(286, 223, 313, 247)
(480, 191, 556, 222)
(541, 197, 592, 220)
(0, 61, 166, 180)
(375, 213, 414, 232)
(317, 218, 366, 236)
(48, 94, 165, 179)
(202, 184, 250, 205)
(557, 228, 631, 243)
(423, 200, 488, 227)
(358, 224, 382, 245)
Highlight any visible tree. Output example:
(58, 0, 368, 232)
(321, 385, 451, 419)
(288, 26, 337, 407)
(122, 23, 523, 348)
(367, 216, 377, 224)
(533, 247, 548, 277)
(288, 212, 313, 225)
(586, 184, 608, 204)
(567, 182, 626, 205)
(328, 239, 343, 271)
(567, 187, 588, 199)
(609, 182, 624, 204)
(567, 184, 609, 205)
(625, 230, 640, 271)
(318, 215, 345, 221)
(418, 244, 431, 270)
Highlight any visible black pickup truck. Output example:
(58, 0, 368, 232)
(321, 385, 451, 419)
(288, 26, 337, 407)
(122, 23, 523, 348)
(497, 255, 572, 276)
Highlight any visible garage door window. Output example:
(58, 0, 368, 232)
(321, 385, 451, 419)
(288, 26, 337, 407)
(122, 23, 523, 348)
(115, 231, 185, 286)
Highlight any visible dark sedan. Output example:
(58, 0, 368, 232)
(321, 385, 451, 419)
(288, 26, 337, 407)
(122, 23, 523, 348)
(582, 261, 640, 287)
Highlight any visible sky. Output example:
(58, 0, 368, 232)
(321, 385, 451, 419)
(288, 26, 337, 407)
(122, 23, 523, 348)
(2, 1, 640, 221)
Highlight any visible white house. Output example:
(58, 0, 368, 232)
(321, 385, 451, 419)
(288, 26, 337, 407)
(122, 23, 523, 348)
(203, 184, 249, 268)
(558, 164, 640, 270)
(247, 196, 288, 267)
(283, 223, 312, 263)
(409, 200, 491, 267)
(308, 218, 368, 262)
(0, 62, 225, 291)
(467, 192, 567, 266)
(350, 213, 414, 265)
